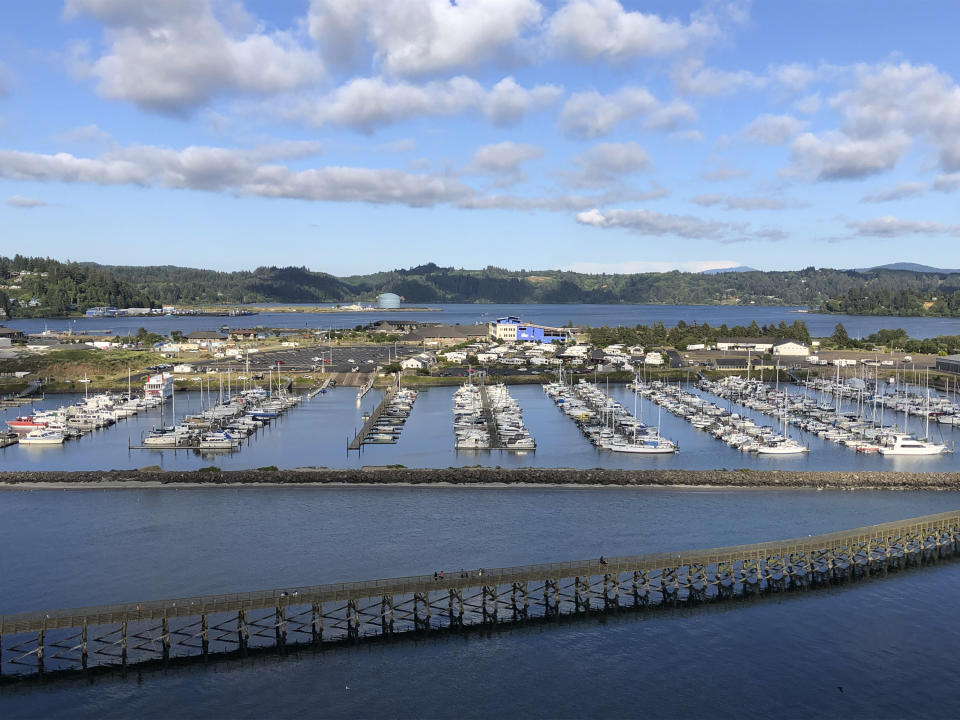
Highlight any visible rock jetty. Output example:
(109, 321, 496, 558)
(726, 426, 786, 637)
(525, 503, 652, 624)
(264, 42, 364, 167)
(3, 467, 960, 490)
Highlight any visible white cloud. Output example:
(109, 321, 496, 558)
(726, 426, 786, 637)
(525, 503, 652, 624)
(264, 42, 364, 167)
(564, 141, 651, 188)
(287, 76, 559, 132)
(933, 173, 960, 193)
(0, 143, 471, 207)
(793, 93, 821, 114)
(52, 124, 114, 145)
(860, 182, 927, 203)
(308, 0, 542, 77)
(788, 130, 911, 180)
(65, 0, 323, 114)
(470, 142, 544, 174)
(575, 208, 737, 238)
(692, 194, 790, 211)
(7, 195, 48, 208)
(566, 259, 741, 274)
(672, 59, 766, 97)
(701, 158, 749, 181)
(741, 114, 806, 145)
(846, 215, 960, 237)
(788, 61, 960, 180)
(457, 187, 667, 211)
(559, 87, 694, 138)
(768, 63, 816, 94)
(546, 0, 719, 62)
(378, 139, 417, 153)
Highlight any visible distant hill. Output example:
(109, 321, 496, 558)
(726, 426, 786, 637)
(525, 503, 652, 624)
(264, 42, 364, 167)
(859, 262, 960, 274)
(700, 265, 758, 275)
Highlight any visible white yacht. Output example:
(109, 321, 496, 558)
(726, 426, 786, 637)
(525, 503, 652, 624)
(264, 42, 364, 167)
(878, 433, 948, 456)
(19, 428, 65, 445)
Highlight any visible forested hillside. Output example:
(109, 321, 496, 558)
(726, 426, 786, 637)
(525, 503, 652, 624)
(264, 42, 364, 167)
(0, 256, 153, 317)
(102, 262, 960, 315)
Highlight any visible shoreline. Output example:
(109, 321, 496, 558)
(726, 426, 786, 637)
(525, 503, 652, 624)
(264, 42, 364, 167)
(4, 468, 960, 491)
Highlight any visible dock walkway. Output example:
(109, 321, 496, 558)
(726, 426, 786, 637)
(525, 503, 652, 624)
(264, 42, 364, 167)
(478, 384, 504, 450)
(3, 509, 960, 678)
(348, 387, 396, 450)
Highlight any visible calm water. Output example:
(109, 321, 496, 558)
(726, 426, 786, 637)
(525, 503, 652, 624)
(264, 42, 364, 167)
(1, 487, 960, 717)
(2, 384, 959, 472)
(8, 303, 960, 338)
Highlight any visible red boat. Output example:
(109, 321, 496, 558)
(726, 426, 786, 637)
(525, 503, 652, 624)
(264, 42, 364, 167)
(6, 416, 49, 433)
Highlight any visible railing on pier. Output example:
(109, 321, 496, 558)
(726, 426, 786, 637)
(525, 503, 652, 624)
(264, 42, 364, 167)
(3, 509, 960, 678)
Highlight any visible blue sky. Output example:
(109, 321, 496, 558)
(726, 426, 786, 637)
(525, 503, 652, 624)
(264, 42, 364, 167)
(2, 0, 960, 275)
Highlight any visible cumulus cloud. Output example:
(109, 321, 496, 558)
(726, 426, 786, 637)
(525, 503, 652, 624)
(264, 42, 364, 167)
(64, 0, 322, 114)
(846, 215, 960, 237)
(788, 130, 911, 180)
(933, 173, 960, 193)
(575, 208, 737, 239)
(559, 87, 694, 138)
(860, 182, 927, 203)
(793, 93, 821, 114)
(691, 193, 790, 211)
(741, 114, 807, 145)
(546, 0, 720, 62)
(7, 195, 48, 208)
(564, 142, 651, 188)
(457, 187, 666, 212)
(768, 63, 816, 94)
(287, 76, 560, 132)
(672, 59, 766, 97)
(470, 141, 544, 174)
(52, 124, 114, 145)
(701, 158, 749, 181)
(786, 61, 960, 180)
(0, 143, 470, 207)
(308, 0, 542, 77)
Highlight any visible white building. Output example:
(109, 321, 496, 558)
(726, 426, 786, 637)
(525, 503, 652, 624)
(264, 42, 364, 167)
(476, 352, 498, 363)
(715, 338, 774, 352)
(173, 364, 194, 373)
(772, 340, 809, 357)
(644, 352, 663, 366)
(401, 353, 436, 370)
(441, 351, 468, 363)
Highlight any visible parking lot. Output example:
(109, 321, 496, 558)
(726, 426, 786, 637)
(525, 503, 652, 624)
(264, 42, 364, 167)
(204, 343, 422, 375)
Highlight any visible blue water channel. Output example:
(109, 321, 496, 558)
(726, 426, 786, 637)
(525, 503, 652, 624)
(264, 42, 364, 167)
(7, 302, 960, 338)
(2, 383, 960, 471)
(2, 486, 960, 717)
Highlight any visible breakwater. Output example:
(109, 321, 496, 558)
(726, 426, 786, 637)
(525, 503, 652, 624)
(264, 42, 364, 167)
(4, 468, 960, 490)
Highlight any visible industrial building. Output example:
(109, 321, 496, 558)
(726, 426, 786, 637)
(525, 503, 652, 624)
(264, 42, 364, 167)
(488, 316, 572, 344)
(936, 355, 960, 374)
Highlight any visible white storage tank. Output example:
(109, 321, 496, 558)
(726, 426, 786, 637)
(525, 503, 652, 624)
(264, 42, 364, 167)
(377, 293, 401, 309)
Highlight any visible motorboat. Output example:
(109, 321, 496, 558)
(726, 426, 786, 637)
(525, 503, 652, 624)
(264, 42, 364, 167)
(18, 428, 65, 445)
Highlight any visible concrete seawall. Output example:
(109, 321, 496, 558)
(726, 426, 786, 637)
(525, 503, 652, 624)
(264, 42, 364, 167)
(4, 467, 960, 490)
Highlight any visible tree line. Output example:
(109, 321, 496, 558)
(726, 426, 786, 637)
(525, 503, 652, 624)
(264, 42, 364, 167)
(0, 255, 153, 317)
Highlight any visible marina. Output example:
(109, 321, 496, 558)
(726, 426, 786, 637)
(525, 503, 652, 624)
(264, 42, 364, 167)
(6, 378, 960, 472)
(543, 378, 677, 453)
(349, 385, 418, 449)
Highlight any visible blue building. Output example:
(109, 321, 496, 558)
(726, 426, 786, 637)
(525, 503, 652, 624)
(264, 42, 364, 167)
(84, 306, 119, 317)
(489, 316, 571, 344)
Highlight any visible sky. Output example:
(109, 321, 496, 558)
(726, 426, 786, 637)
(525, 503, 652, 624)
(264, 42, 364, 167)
(2, 1, 960, 276)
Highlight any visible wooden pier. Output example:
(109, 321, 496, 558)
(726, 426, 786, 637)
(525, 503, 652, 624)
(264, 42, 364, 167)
(348, 387, 396, 450)
(3, 509, 960, 679)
